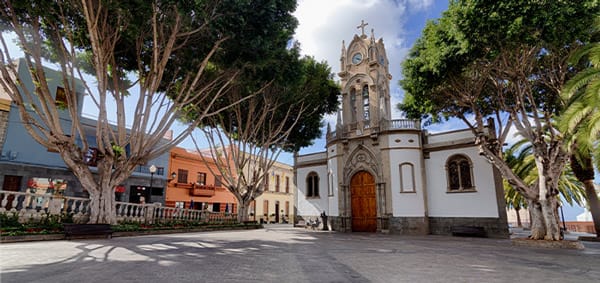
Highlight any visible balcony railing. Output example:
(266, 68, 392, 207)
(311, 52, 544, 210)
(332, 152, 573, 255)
(327, 119, 420, 141)
(0, 190, 236, 224)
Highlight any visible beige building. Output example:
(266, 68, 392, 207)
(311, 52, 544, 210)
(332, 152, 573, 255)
(250, 161, 295, 224)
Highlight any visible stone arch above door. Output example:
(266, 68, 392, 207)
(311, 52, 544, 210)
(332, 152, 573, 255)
(343, 145, 380, 183)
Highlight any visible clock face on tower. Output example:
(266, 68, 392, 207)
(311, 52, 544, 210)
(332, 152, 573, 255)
(352, 52, 363, 64)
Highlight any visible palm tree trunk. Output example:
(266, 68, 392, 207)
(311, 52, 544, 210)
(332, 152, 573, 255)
(583, 180, 600, 237)
(516, 207, 522, 228)
(570, 153, 600, 238)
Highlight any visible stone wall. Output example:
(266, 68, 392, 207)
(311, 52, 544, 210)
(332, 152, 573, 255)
(388, 217, 429, 235)
(429, 217, 509, 238)
(319, 215, 508, 238)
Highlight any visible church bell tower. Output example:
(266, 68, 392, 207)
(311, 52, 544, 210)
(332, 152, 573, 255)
(337, 20, 392, 137)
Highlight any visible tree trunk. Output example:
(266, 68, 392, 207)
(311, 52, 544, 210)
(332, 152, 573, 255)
(528, 198, 560, 240)
(583, 180, 600, 238)
(515, 207, 522, 228)
(529, 200, 546, 239)
(86, 183, 117, 224)
(570, 153, 600, 238)
(540, 198, 561, 240)
(237, 200, 250, 223)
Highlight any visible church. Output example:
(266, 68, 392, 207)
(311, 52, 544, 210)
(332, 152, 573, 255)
(294, 23, 509, 238)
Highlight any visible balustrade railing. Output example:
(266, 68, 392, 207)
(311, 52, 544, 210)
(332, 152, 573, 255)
(0, 190, 237, 225)
(326, 119, 420, 142)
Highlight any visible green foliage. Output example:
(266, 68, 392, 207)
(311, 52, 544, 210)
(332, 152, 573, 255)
(559, 17, 600, 170)
(503, 140, 586, 207)
(194, 45, 340, 152)
(0, 212, 71, 236)
(0, 213, 22, 229)
(398, 0, 599, 123)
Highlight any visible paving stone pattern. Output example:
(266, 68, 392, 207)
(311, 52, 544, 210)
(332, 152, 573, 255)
(1, 225, 598, 283)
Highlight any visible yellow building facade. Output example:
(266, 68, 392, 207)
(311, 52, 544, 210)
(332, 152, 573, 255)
(250, 161, 295, 224)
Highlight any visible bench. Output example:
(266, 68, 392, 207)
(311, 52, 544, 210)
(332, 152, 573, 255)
(451, 226, 486, 238)
(64, 223, 113, 239)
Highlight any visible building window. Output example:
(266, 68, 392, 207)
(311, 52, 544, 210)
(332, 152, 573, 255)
(263, 200, 269, 218)
(175, 201, 185, 208)
(196, 172, 206, 185)
(306, 172, 319, 198)
(177, 169, 188, 184)
(215, 175, 222, 187)
(362, 85, 369, 121)
(264, 174, 269, 191)
(285, 201, 289, 217)
(55, 86, 68, 108)
(85, 147, 100, 167)
(350, 89, 357, 122)
(151, 187, 163, 196)
(399, 163, 415, 193)
(275, 174, 280, 192)
(446, 155, 475, 192)
(285, 176, 290, 193)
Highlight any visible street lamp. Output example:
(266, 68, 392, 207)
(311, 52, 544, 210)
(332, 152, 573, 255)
(149, 164, 157, 203)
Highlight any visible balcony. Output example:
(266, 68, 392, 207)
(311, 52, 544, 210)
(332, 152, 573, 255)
(190, 184, 216, 197)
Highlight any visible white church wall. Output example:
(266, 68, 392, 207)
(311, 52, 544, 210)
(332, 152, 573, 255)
(386, 133, 421, 149)
(327, 145, 340, 216)
(296, 164, 330, 217)
(426, 147, 499, 217)
(387, 148, 426, 216)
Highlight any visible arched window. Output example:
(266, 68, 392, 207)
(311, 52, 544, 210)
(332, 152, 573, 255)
(306, 172, 320, 198)
(446, 155, 475, 192)
(362, 85, 370, 121)
(399, 163, 415, 193)
(350, 89, 357, 122)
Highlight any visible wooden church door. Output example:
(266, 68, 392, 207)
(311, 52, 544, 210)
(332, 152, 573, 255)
(351, 171, 377, 232)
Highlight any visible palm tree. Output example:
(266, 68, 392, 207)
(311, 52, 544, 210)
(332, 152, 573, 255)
(559, 18, 600, 237)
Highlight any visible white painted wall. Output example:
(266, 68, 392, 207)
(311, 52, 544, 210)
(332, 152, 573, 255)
(386, 133, 421, 149)
(327, 145, 340, 216)
(296, 164, 329, 217)
(387, 147, 426, 217)
(425, 146, 499, 217)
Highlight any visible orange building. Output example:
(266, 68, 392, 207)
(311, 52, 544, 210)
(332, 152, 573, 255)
(166, 147, 237, 213)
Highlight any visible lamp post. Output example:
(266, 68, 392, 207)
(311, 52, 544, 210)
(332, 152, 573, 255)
(149, 165, 157, 203)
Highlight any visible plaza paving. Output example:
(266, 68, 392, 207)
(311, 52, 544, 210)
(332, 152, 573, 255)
(1, 224, 599, 283)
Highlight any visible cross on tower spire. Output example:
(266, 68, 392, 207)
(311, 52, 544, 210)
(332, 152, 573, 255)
(357, 20, 368, 37)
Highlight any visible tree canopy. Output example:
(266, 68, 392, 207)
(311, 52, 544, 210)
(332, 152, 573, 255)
(0, 0, 304, 224)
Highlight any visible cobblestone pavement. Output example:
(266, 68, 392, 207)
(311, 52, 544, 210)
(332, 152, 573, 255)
(1, 225, 599, 283)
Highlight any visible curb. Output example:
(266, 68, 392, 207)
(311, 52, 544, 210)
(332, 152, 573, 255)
(1, 224, 263, 243)
(511, 238, 585, 250)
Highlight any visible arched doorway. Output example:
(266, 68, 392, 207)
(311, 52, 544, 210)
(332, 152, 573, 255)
(351, 171, 377, 232)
